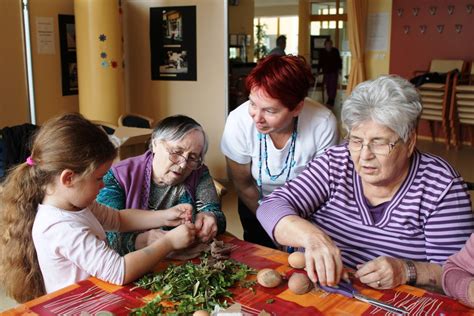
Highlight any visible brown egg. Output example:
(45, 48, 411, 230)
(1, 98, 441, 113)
(288, 272, 313, 295)
(288, 251, 305, 269)
(193, 310, 210, 316)
(257, 268, 283, 288)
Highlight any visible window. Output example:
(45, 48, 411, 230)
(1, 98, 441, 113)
(253, 16, 299, 61)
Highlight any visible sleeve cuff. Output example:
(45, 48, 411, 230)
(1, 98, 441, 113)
(257, 202, 298, 242)
(443, 268, 474, 307)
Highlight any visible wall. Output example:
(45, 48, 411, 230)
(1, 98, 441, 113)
(124, 0, 228, 179)
(255, 4, 298, 17)
(229, 0, 254, 62)
(365, 0, 392, 79)
(390, 0, 474, 79)
(29, 0, 79, 124)
(0, 0, 29, 127)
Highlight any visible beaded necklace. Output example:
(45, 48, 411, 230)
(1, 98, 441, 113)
(257, 118, 298, 201)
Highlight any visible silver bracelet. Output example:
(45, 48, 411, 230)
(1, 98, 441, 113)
(405, 260, 417, 285)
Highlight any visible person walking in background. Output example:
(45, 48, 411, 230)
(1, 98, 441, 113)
(318, 39, 342, 106)
(268, 35, 286, 56)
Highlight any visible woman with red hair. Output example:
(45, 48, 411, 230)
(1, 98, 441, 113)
(221, 55, 339, 249)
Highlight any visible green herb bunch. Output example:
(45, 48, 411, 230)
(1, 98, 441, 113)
(130, 254, 255, 315)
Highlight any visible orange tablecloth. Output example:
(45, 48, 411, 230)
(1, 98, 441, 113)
(3, 234, 474, 315)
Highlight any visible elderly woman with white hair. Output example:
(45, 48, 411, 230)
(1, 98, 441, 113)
(97, 115, 226, 255)
(256, 75, 474, 291)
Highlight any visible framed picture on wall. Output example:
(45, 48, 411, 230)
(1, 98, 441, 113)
(150, 6, 197, 81)
(58, 14, 78, 95)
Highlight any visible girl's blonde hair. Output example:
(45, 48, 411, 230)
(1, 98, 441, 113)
(0, 113, 117, 302)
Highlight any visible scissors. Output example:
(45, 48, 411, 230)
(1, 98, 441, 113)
(318, 280, 408, 315)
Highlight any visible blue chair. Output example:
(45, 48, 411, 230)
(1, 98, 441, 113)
(118, 113, 154, 129)
(91, 120, 117, 135)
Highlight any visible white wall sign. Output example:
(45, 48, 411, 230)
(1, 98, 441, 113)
(36, 17, 55, 54)
(366, 13, 389, 51)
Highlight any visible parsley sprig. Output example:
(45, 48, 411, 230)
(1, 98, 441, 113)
(130, 254, 255, 315)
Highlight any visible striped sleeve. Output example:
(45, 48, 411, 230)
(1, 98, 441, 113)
(423, 176, 474, 263)
(257, 153, 332, 240)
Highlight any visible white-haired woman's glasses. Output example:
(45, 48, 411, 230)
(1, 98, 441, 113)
(165, 146, 203, 170)
(347, 137, 402, 156)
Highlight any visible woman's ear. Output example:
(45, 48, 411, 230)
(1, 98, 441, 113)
(59, 169, 76, 187)
(151, 139, 159, 153)
(292, 100, 305, 117)
(407, 131, 417, 156)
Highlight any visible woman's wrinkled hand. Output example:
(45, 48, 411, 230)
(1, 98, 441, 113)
(303, 234, 343, 286)
(135, 228, 166, 249)
(354, 256, 406, 289)
(163, 203, 193, 226)
(194, 212, 218, 243)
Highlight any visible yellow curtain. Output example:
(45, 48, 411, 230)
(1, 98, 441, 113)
(346, 0, 368, 94)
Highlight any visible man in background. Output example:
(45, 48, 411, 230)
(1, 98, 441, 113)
(318, 39, 342, 106)
(268, 35, 286, 56)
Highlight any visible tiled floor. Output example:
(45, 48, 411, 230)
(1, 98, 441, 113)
(2, 90, 474, 311)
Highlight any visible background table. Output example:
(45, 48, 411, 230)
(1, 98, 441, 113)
(3, 234, 474, 315)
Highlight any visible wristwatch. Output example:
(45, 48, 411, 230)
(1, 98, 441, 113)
(405, 260, 417, 285)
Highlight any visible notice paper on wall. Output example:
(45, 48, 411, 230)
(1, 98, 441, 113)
(366, 13, 389, 51)
(36, 17, 55, 55)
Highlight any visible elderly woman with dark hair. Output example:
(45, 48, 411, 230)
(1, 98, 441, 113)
(257, 75, 474, 291)
(97, 115, 226, 255)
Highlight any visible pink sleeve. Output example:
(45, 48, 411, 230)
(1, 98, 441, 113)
(442, 233, 474, 307)
(59, 223, 125, 285)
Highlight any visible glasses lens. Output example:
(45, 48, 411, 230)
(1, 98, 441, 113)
(371, 144, 390, 155)
(187, 160, 202, 170)
(348, 140, 362, 152)
(169, 153, 184, 164)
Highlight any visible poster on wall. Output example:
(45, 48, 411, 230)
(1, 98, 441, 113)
(150, 6, 197, 81)
(58, 14, 78, 95)
(366, 13, 389, 51)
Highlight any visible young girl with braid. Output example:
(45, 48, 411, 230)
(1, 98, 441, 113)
(0, 113, 196, 303)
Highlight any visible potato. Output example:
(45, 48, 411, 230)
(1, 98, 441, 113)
(257, 268, 282, 288)
(288, 251, 305, 269)
(193, 310, 210, 316)
(288, 272, 312, 295)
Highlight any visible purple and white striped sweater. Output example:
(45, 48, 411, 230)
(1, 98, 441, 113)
(257, 144, 474, 269)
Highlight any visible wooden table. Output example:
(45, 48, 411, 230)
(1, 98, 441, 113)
(3, 234, 474, 315)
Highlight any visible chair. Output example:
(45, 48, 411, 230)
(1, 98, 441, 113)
(0, 123, 38, 180)
(118, 113, 154, 129)
(415, 59, 465, 148)
(450, 62, 474, 148)
(91, 120, 117, 135)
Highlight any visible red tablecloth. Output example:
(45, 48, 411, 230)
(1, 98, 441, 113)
(3, 234, 474, 315)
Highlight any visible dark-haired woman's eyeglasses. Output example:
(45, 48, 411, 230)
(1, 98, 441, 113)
(165, 147, 203, 170)
(347, 137, 402, 156)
